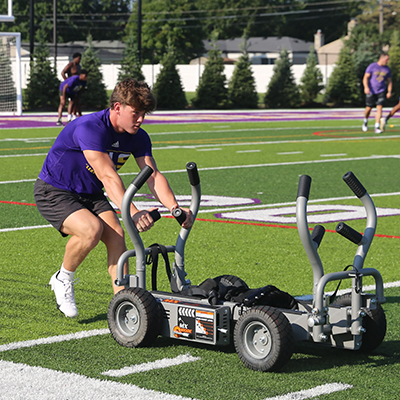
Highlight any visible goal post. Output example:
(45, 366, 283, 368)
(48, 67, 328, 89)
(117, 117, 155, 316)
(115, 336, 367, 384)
(0, 32, 22, 115)
(0, 0, 15, 22)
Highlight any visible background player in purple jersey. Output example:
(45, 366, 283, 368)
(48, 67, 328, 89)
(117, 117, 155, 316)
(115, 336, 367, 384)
(34, 78, 193, 318)
(362, 52, 392, 134)
(60, 52, 83, 122)
(57, 70, 88, 126)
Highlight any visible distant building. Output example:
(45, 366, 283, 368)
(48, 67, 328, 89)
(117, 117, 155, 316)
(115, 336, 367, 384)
(316, 19, 357, 65)
(200, 36, 314, 65)
(22, 40, 125, 64)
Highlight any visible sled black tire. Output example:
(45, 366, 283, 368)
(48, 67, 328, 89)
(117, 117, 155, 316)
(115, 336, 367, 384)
(108, 287, 162, 348)
(332, 293, 386, 352)
(213, 275, 249, 289)
(234, 306, 294, 372)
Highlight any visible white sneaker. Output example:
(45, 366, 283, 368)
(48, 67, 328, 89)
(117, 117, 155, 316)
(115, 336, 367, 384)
(380, 117, 386, 132)
(362, 122, 368, 132)
(49, 272, 79, 318)
(375, 128, 382, 134)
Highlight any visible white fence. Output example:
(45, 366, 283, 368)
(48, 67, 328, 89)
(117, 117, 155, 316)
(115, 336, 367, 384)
(18, 57, 334, 93)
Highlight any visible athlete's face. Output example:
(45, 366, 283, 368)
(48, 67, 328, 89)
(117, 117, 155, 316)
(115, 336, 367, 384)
(115, 103, 146, 134)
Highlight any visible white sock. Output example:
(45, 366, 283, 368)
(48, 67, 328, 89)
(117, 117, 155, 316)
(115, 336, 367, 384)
(363, 118, 368, 124)
(67, 114, 72, 121)
(375, 122, 379, 128)
(58, 265, 75, 281)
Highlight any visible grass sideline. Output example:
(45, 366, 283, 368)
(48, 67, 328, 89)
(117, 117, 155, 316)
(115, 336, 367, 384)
(1, 115, 400, 399)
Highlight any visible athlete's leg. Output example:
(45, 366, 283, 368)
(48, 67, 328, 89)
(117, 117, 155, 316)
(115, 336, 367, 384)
(98, 210, 128, 294)
(60, 208, 104, 272)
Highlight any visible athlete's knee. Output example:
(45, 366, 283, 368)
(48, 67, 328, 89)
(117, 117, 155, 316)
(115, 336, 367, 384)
(81, 219, 104, 249)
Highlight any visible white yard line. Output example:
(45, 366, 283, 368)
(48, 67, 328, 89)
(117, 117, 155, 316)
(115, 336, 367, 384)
(0, 329, 110, 352)
(101, 354, 201, 377)
(0, 224, 51, 233)
(2, 155, 400, 185)
(0, 360, 198, 400)
(263, 383, 353, 400)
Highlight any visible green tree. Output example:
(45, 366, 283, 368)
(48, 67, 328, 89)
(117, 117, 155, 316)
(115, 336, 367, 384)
(80, 35, 108, 111)
(264, 49, 300, 109)
(192, 32, 228, 109)
(325, 45, 360, 106)
(25, 30, 60, 110)
(299, 46, 324, 105)
(118, 36, 145, 82)
(228, 36, 258, 109)
(197, 0, 362, 43)
(388, 30, 400, 103)
(153, 51, 187, 110)
(0, 0, 132, 42)
(126, 0, 205, 64)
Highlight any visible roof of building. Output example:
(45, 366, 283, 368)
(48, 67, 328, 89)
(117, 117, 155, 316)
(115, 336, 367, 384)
(21, 40, 125, 61)
(204, 36, 313, 53)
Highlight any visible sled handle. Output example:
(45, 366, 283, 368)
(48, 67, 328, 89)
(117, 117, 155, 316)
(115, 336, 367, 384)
(311, 225, 325, 247)
(297, 175, 311, 200)
(336, 222, 363, 245)
(343, 171, 367, 198)
(131, 165, 153, 189)
(186, 161, 200, 186)
(149, 209, 161, 222)
(172, 208, 186, 225)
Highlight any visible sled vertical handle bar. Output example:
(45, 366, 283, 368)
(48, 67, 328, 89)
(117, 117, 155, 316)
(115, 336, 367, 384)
(186, 161, 200, 186)
(131, 165, 154, 189)
(336, 222, 364, 245)
(342, 171, 367, 198)
(297, 175, 312, 200)
(311, 225, 325, 247)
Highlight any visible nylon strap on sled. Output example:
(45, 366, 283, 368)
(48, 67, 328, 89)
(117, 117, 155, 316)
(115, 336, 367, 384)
(146, 243, 172, 291)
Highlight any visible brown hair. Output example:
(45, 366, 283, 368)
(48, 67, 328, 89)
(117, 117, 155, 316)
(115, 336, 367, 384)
(109, 78, 156, 114)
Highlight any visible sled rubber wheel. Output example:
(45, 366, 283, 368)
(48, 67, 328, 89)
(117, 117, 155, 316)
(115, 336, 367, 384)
(234, 306, 294, 372)
(332, 293, 386, 352)
(213, 274, 249, 289)
(108, 287, 162, 348)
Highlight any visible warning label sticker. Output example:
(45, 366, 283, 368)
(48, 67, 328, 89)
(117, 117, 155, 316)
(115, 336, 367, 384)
(195, 310, 214, 341)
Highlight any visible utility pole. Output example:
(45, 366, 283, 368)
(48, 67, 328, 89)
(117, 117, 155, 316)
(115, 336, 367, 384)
(53, 0, 57, 67)
(379, 0, 384, 34)
(138, 0, 142, 63)
(29, 0, 34, 60)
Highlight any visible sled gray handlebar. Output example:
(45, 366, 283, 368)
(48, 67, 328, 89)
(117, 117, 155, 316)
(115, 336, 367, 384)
(311, 225, 325, 247)
(342, 171, 367, 198)
(336, 222, 363, 245)
(297, 175, 311, 200)
(186, 161, 200, 186)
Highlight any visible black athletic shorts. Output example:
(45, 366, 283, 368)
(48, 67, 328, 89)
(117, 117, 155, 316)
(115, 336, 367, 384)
(33, 178, 115, 237)
(59, 90, 78, 99)
(366, 92, 386, 107)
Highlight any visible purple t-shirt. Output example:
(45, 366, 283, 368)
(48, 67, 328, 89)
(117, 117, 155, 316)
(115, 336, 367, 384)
(39, 109, 152, 194)
(59, 75, 87, 96)
(365, 62, 391, 94)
